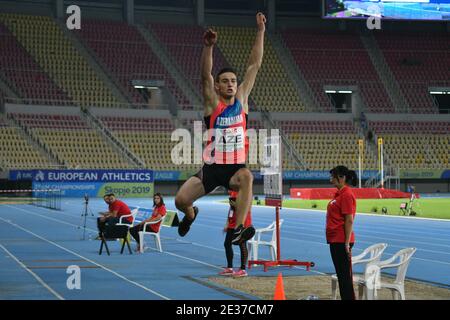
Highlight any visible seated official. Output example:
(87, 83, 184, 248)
(97, 193, 132, 238)
(129, 193, 166, 252)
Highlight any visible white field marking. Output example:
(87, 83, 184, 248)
(4, 205, 99, 233)
(0, 216, 170, 300)
(203, 212, 450, 243)
(7, 205, 450, 272)
(1, 207, 237, 276)
(5, 205, 326, 276)
(225, 200, 450, 223)
(190, 222, 450, 266)
(0, 243, 65, 300)
(193, 215, 450, 253)
(211, 201, 450, 237)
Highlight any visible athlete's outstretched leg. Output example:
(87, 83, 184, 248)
(229, 168, 253, 225)
(229, 168, 254, 244)
(175, 176, 205, 236)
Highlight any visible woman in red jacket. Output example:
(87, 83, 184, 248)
(129, 193, 166, 252)
(327, 166, 358, 300)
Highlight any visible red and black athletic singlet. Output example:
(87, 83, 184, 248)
(204, 99, 248, 165)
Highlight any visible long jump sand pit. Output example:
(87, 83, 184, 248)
(209, 275, 450, 300)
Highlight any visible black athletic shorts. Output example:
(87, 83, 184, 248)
(194, 163, 246, 194)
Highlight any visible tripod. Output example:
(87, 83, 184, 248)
(79, 194, 94, 240)
(407, 192, 420, 216)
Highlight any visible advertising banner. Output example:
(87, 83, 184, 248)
(10, 170, 154, 198)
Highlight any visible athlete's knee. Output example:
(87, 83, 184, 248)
(175, 193, 191, 211)
(239, 168, 254, 185)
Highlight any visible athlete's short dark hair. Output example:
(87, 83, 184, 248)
(215, 67, 237, 82)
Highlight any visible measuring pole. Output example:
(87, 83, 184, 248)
(378, 137, 384, 189)
(358, 139, 364, 188)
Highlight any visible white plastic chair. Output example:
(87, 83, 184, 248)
(357, 247, 416, 300)
(138, 216, 164, 253)
(116, 207, 139, 227)
(331, 243, 388, 300)
(248, 220, 284, 262)
(107, 208, 139, 245)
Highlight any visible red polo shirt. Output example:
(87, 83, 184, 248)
(148, 205, 167, 233)
(109, 199, 132, 223)
(326, 186, 356, 244)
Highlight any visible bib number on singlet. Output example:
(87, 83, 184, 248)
(215, 127, 245, 153)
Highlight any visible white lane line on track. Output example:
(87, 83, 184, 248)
(4, 205, 325, 276)
(192, 215, 450, 255)
(0, 243, 65, 300)
(7, 204, 450, 273)
(0, 215, 170, 300)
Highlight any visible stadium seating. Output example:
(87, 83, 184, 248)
(0, 14, 121, 107)
(115, 131, 196, 171)
(100, 115, 266, 171)
(369, 121, 449, 169)
(368, 121, 416, 134)
(0, 22, 71, 105)
(101, 116, 175, 132)
(279, 120, 377, 170)
(375, 32, 448, 113)
(245, 119, 265, 171)
(414, 122, 450, 134)
(11, 113, 131, 169)
(180, 118, 206, 132)
(150, 23, 229, 104)
(75, 19, 191, 109)
(215, 26, 307, 113)
(1, 13, 448, 173)
(277, 120, 356, 134)
(282, 29, 395, 113)
(0, 115, 54, 169)
(100, 115, 199, 170)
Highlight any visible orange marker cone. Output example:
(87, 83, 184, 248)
(273, 272, 286, 300)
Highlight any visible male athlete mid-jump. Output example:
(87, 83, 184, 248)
(175, 13, 266, 244)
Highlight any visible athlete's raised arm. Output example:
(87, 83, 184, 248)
(237, 12, 266, 113)
(201, 29, 218, 116)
